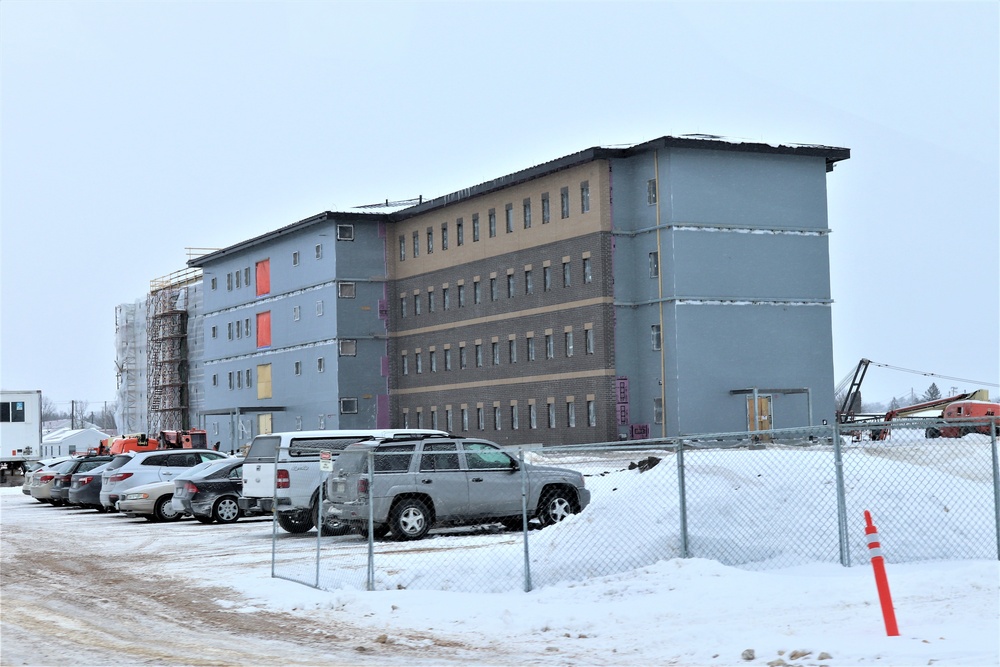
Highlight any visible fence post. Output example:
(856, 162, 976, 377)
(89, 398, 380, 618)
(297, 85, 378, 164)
(832, 421, 851, 566)
(991, 418, 1000, 562)
(676, 440, 689, 558)
(366, 450, 375, 591)
(519, 448, 532, 592)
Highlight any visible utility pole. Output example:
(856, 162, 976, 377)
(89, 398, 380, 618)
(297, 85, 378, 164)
(71, 400, 76, 429)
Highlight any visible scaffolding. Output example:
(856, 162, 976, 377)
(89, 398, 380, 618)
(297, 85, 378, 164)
(114, 301, 148, 434)
(147, 267, 201, 434)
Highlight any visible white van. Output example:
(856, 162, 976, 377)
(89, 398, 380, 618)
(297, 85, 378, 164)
(239, 429, 448, 534)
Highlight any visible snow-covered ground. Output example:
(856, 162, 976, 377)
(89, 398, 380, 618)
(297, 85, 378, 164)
(2, 435, 998, 666)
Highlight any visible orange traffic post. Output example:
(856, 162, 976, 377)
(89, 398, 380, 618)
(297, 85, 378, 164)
(864, 510, 900, 636)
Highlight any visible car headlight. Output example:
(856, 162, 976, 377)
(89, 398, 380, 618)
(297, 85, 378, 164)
(125, 493, 149, 500)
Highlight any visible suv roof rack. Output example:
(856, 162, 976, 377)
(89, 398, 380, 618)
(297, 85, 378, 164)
(379, 432, 456, 442)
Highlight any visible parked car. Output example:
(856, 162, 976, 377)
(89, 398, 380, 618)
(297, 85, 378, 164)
(117, 480, 183, 522)
(49, 456, 113, 506)
(100, 449, 228, 510)
(240, 429, 448, 535)
(22, 457, 73, 498)
(30, 458, 87, 504)
(172, 458, 252, 524)
(323, 436, 590, 540)
(68, 461, 114, 511)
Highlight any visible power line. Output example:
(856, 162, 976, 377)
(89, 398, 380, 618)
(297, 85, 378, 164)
(867, 361, 999, 388)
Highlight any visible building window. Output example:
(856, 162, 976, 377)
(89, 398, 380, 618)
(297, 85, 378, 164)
(473, 279, 481, 305)
(236, 321, 242, 339)
(317, 357, 325, 373)
(235, 270, 241, 289)
(444, 347, 452, 371)
(257, 364, 272, 399)
(490, 277, 497, 301)
(654, 398, 664, 424)
(244, 318, 250, 337)
(211, 277, 217, 290)
(431, 409, 438, 431)
(649, 251, 659, 278)
(413, 231, 419, 258)
(430, 350, 437, 372)
(211, 325, 217, 339)
(295, 416, 302, 431)
(541, 193, 550, 223)
(492, 341, 500, 366)
(511, 404, 519, 430)
(472, 214, 480, 242)
(458, 283, 466, 307)
(293, 250, 300, 266)
(476, 406, 485, 431)
(441, 223, 448, 250)
(508, 338, 517, 363)
(547, 402, 556, 429)
(246, 369, 253, 388)
(340, 398, 358, 414)
(442, 286, 450, 310)
(257, 310, 271, 348)
(545, 333, 554, 359)
(338, 282, 356, 298)
(529, 403, 537, 429)
(293, 305, 300, 321)
(560, 187, 570, 219)
(652, 324, 662, 351)
(445, 407, 453, 432)
(580, 181, 590, 213)
(456, 218, 464, 246)
(475, 343, 483, 368)
(488, 209, 497, 237)
(524, 269, 533, 295)
(527, 335, 535, 362)
(228, 372, 234, 390)
(228, 322, 233, 340)
(567, 401, 576, 427)
(212, 374, 218, 387)
(493, 406, 502, 431)
(461, 407, 469, 431)
(588, 400, 597, 427)
(416, 352, 422, 374)
(507, 274, 515, 298)
(227, 273, 233, 291)
(400, 296, 407, 318)
(505, 204, 514, 233)
(586, 327, 595, 354)
(237, 370, 243, 389)
(402, 353, 408, 376)
(315, 244, 323, 259)
(523, 198, 532, 229)
(583, 257, 592, 284)
(565, 330, 574, 357)
(294, 361, 302, 376)
(459, 345, 467, 369)
(339, 339, 357, 356)
(399, 236, 406, 261)
(563, 261, 571, 287)
(543, 265, 552, 291)
(427, 227, 434, 254)
(316, 300, 324, 316)
(414, 293, 421, 316)
(336, 224, 354, 241)
(647, 178, 658, 205)
(428, 290, 435, 312)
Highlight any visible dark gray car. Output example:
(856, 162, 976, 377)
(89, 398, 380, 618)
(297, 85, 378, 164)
(171, 458, 254, 524)
(68, 461, 114, 511)
(323, 437, 590, 540)
(51, 456, 113, 506)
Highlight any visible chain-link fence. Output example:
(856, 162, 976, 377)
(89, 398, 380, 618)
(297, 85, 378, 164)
(268, 418, 999, 593)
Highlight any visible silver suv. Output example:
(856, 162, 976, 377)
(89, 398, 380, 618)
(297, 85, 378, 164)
(100, 449, 228, 510)
(323, 437, 590, 540)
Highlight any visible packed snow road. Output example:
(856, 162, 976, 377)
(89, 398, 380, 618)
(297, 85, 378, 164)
(0, 493, 500, 667)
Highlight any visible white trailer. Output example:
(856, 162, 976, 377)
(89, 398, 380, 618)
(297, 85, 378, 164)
(1, 390, 43, 469)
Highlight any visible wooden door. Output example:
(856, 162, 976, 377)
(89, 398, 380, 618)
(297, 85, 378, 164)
(747, 395, 772, 442)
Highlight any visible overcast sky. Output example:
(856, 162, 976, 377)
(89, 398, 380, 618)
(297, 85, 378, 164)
(1, 1, 997, 413)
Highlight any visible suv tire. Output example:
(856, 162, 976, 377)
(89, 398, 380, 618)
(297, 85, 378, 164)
(537, 488, 574, 526)
(390, 498, 431, 540)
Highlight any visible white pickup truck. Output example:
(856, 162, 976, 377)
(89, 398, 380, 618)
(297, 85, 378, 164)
(239, 429, 448, 534)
